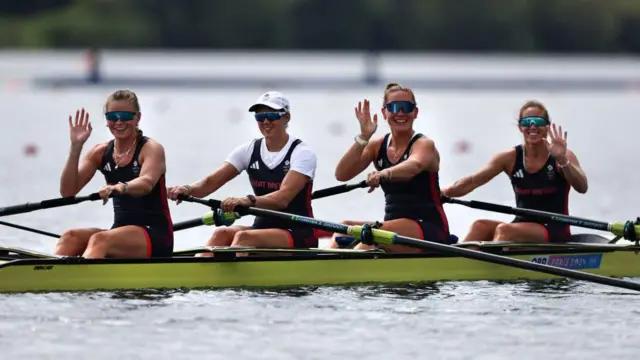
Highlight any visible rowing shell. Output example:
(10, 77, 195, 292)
(0, 234, 638, 293)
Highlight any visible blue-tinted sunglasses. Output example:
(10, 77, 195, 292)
(385, 101, 416, 114)
(255, 111, 286, 122)
(518, 116, 549, 127)
(105, 111, 137, 122)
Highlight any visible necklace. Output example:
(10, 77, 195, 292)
(114, 139, 136, 169)
(389, 147, 403, 162)
(388, 131, 415, 162)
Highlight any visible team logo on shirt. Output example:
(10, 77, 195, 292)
(546, 164, 555, 180)
(132, 160, 141, 176)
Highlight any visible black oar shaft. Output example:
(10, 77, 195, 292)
(171, 180, 367, 232)
(311, 180, 367, 199)
(389, 235, 640, 292)
(179, 195, 640, 292)
(0, 220, 60, 238)
(173, 217, 208, 231)
(444, 197, 612, 231)
(0, 193, 101, 217)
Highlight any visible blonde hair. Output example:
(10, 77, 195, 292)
(383, 82, 417, 105)
(518, 100, 550, 122)
(104, 89, 141, 113)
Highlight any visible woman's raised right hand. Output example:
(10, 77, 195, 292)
(69, 108, 92, 146)
(355, 99, 378, 140)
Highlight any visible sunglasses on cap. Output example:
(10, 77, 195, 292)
(518, 116, 549, 127)
(105, 111, 137, 122)
(385, 101, 416, 114)
(254, 111, 287, 122)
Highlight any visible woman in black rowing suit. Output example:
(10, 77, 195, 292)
(326, 83, 451, 252)
(56, 90, 173, 258)
(441, 100, 588, 243)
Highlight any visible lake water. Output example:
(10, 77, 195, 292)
(0, 51, 639, 359)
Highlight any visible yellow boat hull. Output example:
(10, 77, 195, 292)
(1, 243, 639, 293)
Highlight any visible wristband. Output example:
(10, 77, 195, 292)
(354, 135, 369, 146)
(119, 181, 129, 194)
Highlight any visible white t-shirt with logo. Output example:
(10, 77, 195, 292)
(225, 136, 317, 179)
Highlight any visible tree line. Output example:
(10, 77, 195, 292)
(2, 0, 640, 53)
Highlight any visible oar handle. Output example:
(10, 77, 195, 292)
(442, 197, 516, 214)
(312, 180, 367, 199)
(177, 180, 368, 210)
(0, 193, 101, 217)
(178, 195, 221, 209)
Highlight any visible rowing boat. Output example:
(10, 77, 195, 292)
(0, 233, 638, 294)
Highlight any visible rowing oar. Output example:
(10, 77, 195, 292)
(0, 220, 60, 238)
(177, 194, 640, 292)
(0, 193, 102, 217)
(441, 196, 640, 242)
(172, 180, 367, 232)
(0, 181, 368, 236)
(0, 193, 104, 239)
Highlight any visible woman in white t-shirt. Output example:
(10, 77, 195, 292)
(167, 91, 319, 254)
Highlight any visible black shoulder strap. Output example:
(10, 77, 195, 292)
(512, 145, 523, 175)
(100, 140, 115, 169)
(249, 138, 263, 163)
(285, 139, 302, 159)
(377, 133, 390, 160)
(405, 133, 424, 155)
(132, 135, 148, 161)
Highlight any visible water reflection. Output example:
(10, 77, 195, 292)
(352, 282, 442, 300)
(109, 288, 191, 301)
(241, 286, 320, 298)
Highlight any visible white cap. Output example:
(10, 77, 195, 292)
(248, 91, 290, 112)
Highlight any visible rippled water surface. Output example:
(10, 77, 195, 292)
(1, 282, 638, 360)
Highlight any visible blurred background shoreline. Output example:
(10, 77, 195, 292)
(3, 50, 640, 91)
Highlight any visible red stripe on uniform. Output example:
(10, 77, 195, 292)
(158, 175, 174, 243)
(305, 182, 320, 240)
(563, 181, 571, 236)
(140, 227, 152, 258)
(430, 173, 450, 234)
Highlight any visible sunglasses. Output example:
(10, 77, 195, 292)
(518, 116, 549, 127)
(385, 101, 416, 114)
(255, 111, 286, 122)
(105, 111, 137, 122)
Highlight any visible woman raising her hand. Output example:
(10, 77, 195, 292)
(326, 83, 451, 252)
(441, 100, 588, 243)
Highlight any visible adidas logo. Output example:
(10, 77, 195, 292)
(103, 163, 112, 172)
(249, 161, 260, 170)
(513, 169, 524, 178)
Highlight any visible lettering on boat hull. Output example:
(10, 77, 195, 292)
(32, 265, 53, 271)
(529, 254, 603, 270)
